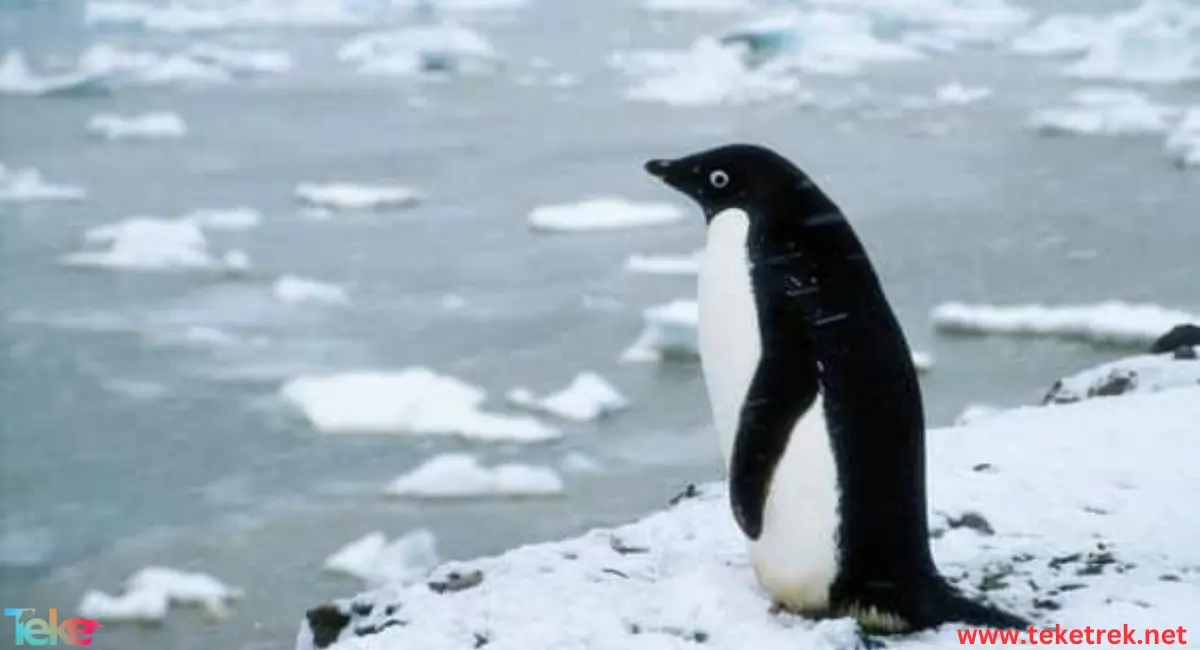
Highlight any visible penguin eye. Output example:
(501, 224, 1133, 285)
(708, 169, 730, 189)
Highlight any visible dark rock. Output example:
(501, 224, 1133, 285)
(1149, 324, 1200, 355)
(1033, 599, 1061, 611)
(602, 567, 629, 579)
(350, 601, 373, 617)
(1160, 574, 1182, 582)
(1048, 553, 1081, 570)
(610, 536, 649, 555)
(946, 511, 995, 536)
(428, 568, 484, 594)
(1175, 346, 1198, 360)
(669, 483, 700, 506)
(972, 463, 995, 473)
(473, 632, 490, 648)
(306, 604, 351, 649)
(1091, 370, 1136, 397)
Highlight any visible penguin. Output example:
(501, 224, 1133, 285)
(643, 143, 1030, 634)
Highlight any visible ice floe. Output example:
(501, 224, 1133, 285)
(624, 252, 700, 276)
(183, 206, 263, 231)
(613, 38, 806, 107)
(79, 43, 231, 85)
(60, 217, 248, 272)
(931, 301, 1200, 348)
(279, 368, 559, 441)
(185, 42, 294, 75)
(933, 82, 992, 106)
(86, 111, 188, 140)
(295, 183, 424, 211)
(274, 275, 350, 305)
(1044, 347, 1200, 405)
(527, 197, 684, 232)
(383, 453, 564, 499)
(507, 372, 629, 422)
(325, 530, 441, 587)
(1164, 107, 1200, 168)
(297, 384, 1200, 650)
(620, 299, 700, 363)
(0, 164, 87, 203)
(79, 566, 241, 623)
(338, 24, 502, 77)
(1062, 0, 1200, 85)
(0, 50, 109, 96)
(911, 350, 935, 373)
(641, 0, 753, 13)
(1028, 88, 1179, 137)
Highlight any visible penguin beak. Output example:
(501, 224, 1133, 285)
(643, 159, 674, 178)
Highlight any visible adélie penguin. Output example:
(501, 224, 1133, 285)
(642, 143, 1030, 634)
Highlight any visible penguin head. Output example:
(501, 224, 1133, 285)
(644, 143, 838, 224)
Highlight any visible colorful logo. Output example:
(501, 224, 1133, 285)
(4, 608, 102, 646)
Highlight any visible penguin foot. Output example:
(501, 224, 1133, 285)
(831, 579, 1030, 635)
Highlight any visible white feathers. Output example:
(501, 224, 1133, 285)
(697, 208, 841, 612)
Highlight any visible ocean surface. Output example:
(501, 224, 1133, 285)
(2, 0, 1199, 648)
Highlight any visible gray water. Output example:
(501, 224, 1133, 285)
(3, 1, 1199, 649)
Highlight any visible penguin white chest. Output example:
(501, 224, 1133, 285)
(698, 208, 842, 612)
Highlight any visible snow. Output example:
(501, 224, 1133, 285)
(325, 530, 441, 587)
(296, 385, 1200, 650)
(507, 372, 629, 422)
(295, 183, 424, 211)
(79, 566, 241, 623)
(60, 217, 246, 272)
(274, 275, 350, 305)
(527, 197, 684, 233)
(383, 453, 564, 498)
(1043, 349, 1200, 405)
(86, 111, 187, 140)
(279, 368, 560, 442)
(1028, 88, 1179, 137)
(931, 301, 1200, 348)
(0, 163, 87, 203)
(1164, 108, 1200, 168)
(0, 50, 109, 96)
(624, 252, 700, 276)
(338, 25, 502, 77)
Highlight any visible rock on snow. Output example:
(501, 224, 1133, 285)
(296, 384, 1200, 650)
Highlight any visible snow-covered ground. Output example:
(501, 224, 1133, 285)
(296, 384, 1200, 650)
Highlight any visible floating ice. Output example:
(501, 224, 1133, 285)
(0, 50, 109, 96)
(934, 82, 992, 106)
(527, 197, 684, 232)
(298, 385, 1200, 650)
(184, 206, 263, 231)
(79, 566, 241, 622)
(911, 350, 935, 373)
(560, 451, 602, 474)
(1010, 13, 1107, 57)
(1028, 88, 1179, 137)
(0, 164, 86, 203)
(1062, 0, 1200, 85)
(185, 42, 293, 75)
(339, 24, 502, 76)
(931, 301, 1200, 348)
(295, 183, 423, 211)
(273, 275, 349, 305)
(507, 372, 629, 422)
(279, 368, 560, 441)
(613, 38, 806, 107)
(641, 0, 752, 13)
(60, 217, 248, 272)
(719, 10, 925, 76)
(953, 403, 1003, 426)
(1164, 107, 1200, 168)
(86, 111, 187, 139)
(620, 299, 700, 363)
(325, 530, 440, 586)
(1044, 350, 1200, 405)
(79, 43, 231, 85)
(624, 252, 700, 276)
(383, 453, 564, 498)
